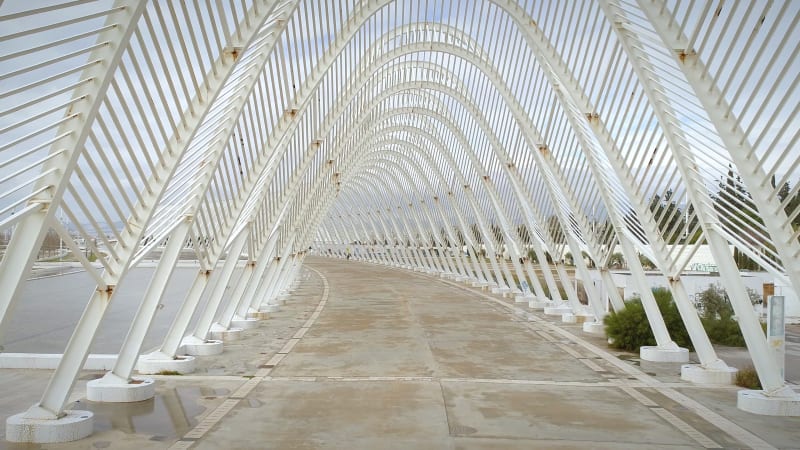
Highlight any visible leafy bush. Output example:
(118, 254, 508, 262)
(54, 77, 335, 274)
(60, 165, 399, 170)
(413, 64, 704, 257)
(604, 288, 692, 351)
(734, 366, 762, 389)
(696, 284, 763, 347)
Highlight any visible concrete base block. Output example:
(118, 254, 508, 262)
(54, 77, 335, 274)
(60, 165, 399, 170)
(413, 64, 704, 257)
(86, 374, 155, 402)
(231, 316, 260, 330)
(561, 313, 591, 324)
(209, 324, 243, 342)
(136, 353, 196, 375)
(247, 311, 270, 320)
(738, 389, 800, 416)
(515, 294, 535, 303)
(640, 346, 689, 363)
(544, 305, 573, 316)
(528, 300, 550, 310)
(471, 281, 488, 288)
(681, 364, 737, 385)
(6, 410, 93, 443)
(261, 304, 281, 313)
(582, 321, 606, 335)
(181, 336, 224, 356)
(491, 286, 510, 295)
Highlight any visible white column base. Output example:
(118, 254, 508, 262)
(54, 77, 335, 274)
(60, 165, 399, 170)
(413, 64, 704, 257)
(561, 313, 593, 324)
(261, 304, 281, 313)
(136, 352, 196, 375)
(181, 336, 224, 356)
(515, 294, 535, 303)
(471, 281, 487, 288)
(6, 410, 93, 443)
(272, 298, 286, 306)
(680, 364, 737, 384)
(247, 310, 270, 320)
(528, 300, 550, 310)
(209, 323, 243, 341)
(544, 304, 573, 315)
(491, 286, 510, 295)
(86, 372, 155, 402)
(231, 316, 260, 330)
(640, 346, 690, 363)
(582, 321, 606, 335)
(737, 389, 800, 416)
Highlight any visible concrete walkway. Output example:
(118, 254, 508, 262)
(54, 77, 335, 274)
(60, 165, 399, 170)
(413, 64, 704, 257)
(2, 257, 799, 449)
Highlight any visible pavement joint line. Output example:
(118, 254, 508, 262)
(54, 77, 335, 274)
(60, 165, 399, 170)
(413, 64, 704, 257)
(536, 330, 556, 341)
(577, 357, 606, 372)
(653, 387, 776, 450)
(171, 266, 331, 449)
(555, 342, 584, 359)
(278, 338, 301, 354)
(650, 407, 722, 449)
(616, 384, 660, 407)
(292, 327, 310, 339)
(430, 273, 776, 450)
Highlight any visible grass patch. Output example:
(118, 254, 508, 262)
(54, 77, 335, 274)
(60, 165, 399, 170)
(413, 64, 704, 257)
(156, 370, 182, 376)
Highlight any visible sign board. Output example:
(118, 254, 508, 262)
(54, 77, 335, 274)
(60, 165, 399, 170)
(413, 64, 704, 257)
(767, 295, 785, 378)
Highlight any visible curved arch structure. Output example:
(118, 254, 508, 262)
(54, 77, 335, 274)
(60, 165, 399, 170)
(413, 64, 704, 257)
(1, 0, 799, 441)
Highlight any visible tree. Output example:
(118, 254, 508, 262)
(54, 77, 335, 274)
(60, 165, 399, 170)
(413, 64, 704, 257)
(648, 189, 687, 244)
(774, 175, 800, 230)
(712, 166, 769, 270)
(638, 253, 655, 270)
(563, 252, 574, 266)
(608, 252, 625, 269)
(469, 223, 482, 244)
(581, 251, 596, 268)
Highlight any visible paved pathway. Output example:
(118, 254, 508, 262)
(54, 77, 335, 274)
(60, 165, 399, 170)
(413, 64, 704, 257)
(184, 258, 797, 449)
(2, 257, 799, 449)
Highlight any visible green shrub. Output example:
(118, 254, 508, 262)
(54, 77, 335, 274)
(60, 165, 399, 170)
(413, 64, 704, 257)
(604, 288, 693, 352)
(696, 284, 764, 347)
(702, 316, 746, 346)
(734, 366, 762, 389)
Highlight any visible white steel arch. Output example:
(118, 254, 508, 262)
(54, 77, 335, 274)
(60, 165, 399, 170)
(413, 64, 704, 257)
(1, 0, 799, 441)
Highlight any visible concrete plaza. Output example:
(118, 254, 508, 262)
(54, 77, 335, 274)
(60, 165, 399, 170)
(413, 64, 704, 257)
(2, 257, 798, 449)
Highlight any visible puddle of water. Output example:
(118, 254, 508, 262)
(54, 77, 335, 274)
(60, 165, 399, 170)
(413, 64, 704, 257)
(74, 386, 215, 439)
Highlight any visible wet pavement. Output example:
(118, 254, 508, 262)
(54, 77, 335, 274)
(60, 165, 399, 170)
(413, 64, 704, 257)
(1, 257, 799, 449)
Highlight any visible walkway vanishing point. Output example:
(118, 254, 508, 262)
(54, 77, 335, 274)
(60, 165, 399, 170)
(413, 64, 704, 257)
(2, 258, 798, 449)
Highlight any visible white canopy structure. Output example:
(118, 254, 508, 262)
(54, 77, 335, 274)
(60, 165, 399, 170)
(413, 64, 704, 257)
(1, 0, 799, 442)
